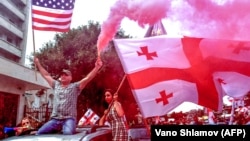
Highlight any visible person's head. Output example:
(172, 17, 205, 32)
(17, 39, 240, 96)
(59, 69, 72, 84)
(104, 89, 115, 104)
(21, 117, 31, 128)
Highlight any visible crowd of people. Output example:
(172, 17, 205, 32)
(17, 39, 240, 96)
(127, 106, 250, 126)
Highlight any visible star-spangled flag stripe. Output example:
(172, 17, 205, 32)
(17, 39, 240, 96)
(32, 0, 75, 32)
(32, 22, 71, 29)
(32, 6, 73, 18)
(31, 27, 70, 32)
(33, 18, 72, 25)
(114, 35, 250, 118)
(32, 0, 75, 10)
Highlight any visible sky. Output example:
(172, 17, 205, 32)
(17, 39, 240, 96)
(26, 0, 250, 113)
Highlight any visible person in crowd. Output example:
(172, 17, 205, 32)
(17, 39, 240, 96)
(99, 89, 128, 141)
(3, 120, 16, 138)
(34, 57, 102, 135)
(15, 117, 36, 136)
(135, 107, 143, 125)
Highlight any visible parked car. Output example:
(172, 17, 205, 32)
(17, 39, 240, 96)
(2, 125, 150, 141)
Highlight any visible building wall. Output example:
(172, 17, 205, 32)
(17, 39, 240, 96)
(0, 0, 50, 125)
(0, 0, 29, 64)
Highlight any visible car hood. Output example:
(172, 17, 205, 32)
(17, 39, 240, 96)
(2, 131, 87, 141)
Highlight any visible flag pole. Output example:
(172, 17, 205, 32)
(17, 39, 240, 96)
(228, 98, 235, 125)
(115, 74, 127, 94)
(32, 29, 38, 81)
(106, 74, 127, 112)
(30, 1, 37, 81)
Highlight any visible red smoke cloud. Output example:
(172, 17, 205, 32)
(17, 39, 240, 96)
(97, 0, 250, 55)
(169, 0, 250, 40)
(97, 0, 170, 55)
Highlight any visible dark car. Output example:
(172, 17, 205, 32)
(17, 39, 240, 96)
(2, 125, 150, 141)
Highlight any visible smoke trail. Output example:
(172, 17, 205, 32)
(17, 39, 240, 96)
(97, 0, 250, 56)
(168, 0, 250, 40)
(97, 0, 170, 55)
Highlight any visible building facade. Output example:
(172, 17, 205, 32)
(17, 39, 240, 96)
(0, 0, 50, 126)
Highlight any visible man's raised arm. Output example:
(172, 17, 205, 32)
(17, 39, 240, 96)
(78, 58, 103, 90)
(34, 57, 54, 87)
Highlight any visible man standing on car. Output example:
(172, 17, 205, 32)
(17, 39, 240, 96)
(34, 57, 102, 135)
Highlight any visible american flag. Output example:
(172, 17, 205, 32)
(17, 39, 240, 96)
(32, 0, 76, 32)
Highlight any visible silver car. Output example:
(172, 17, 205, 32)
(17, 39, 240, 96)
(2, 125, 150, 141)
(2, 126, 112, 141)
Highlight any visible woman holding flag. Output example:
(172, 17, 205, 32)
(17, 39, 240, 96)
(99, 89, 129, 141)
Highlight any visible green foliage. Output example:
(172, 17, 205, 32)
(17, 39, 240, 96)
(28, 21, 138, 122)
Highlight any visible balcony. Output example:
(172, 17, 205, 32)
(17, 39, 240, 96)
(0, 57, 51, 93)
(0, 16, 23, 39)
(0, 39, 22, 58)
(0, 1, 25, 21)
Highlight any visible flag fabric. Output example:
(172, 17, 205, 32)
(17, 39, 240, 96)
(215, 72, 250, 98)
(32, 0, 75, 32)
(78, 109, 100, 126)
(223, 95, 233, 106)
(114, 35, 250, 118)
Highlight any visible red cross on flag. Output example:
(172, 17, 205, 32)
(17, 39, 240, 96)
(113, 35, 250, 118)
(78, 108, 100, 126)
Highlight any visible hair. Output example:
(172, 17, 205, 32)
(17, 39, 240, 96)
(21, 117, 30, 123)
(104, 88, 115, 96)
(18, 117, 31, 127)
(102, 88, 115, 108)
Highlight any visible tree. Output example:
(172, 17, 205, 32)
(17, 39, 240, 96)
(28, 21, 137, 122)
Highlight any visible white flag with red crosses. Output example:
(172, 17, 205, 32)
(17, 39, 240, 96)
(78, 108, 100, 126)
(114, 35, 250, 118)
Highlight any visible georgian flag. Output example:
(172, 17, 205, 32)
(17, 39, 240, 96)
(114, 35, 250, 118)
(78, 108, 100, 126)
